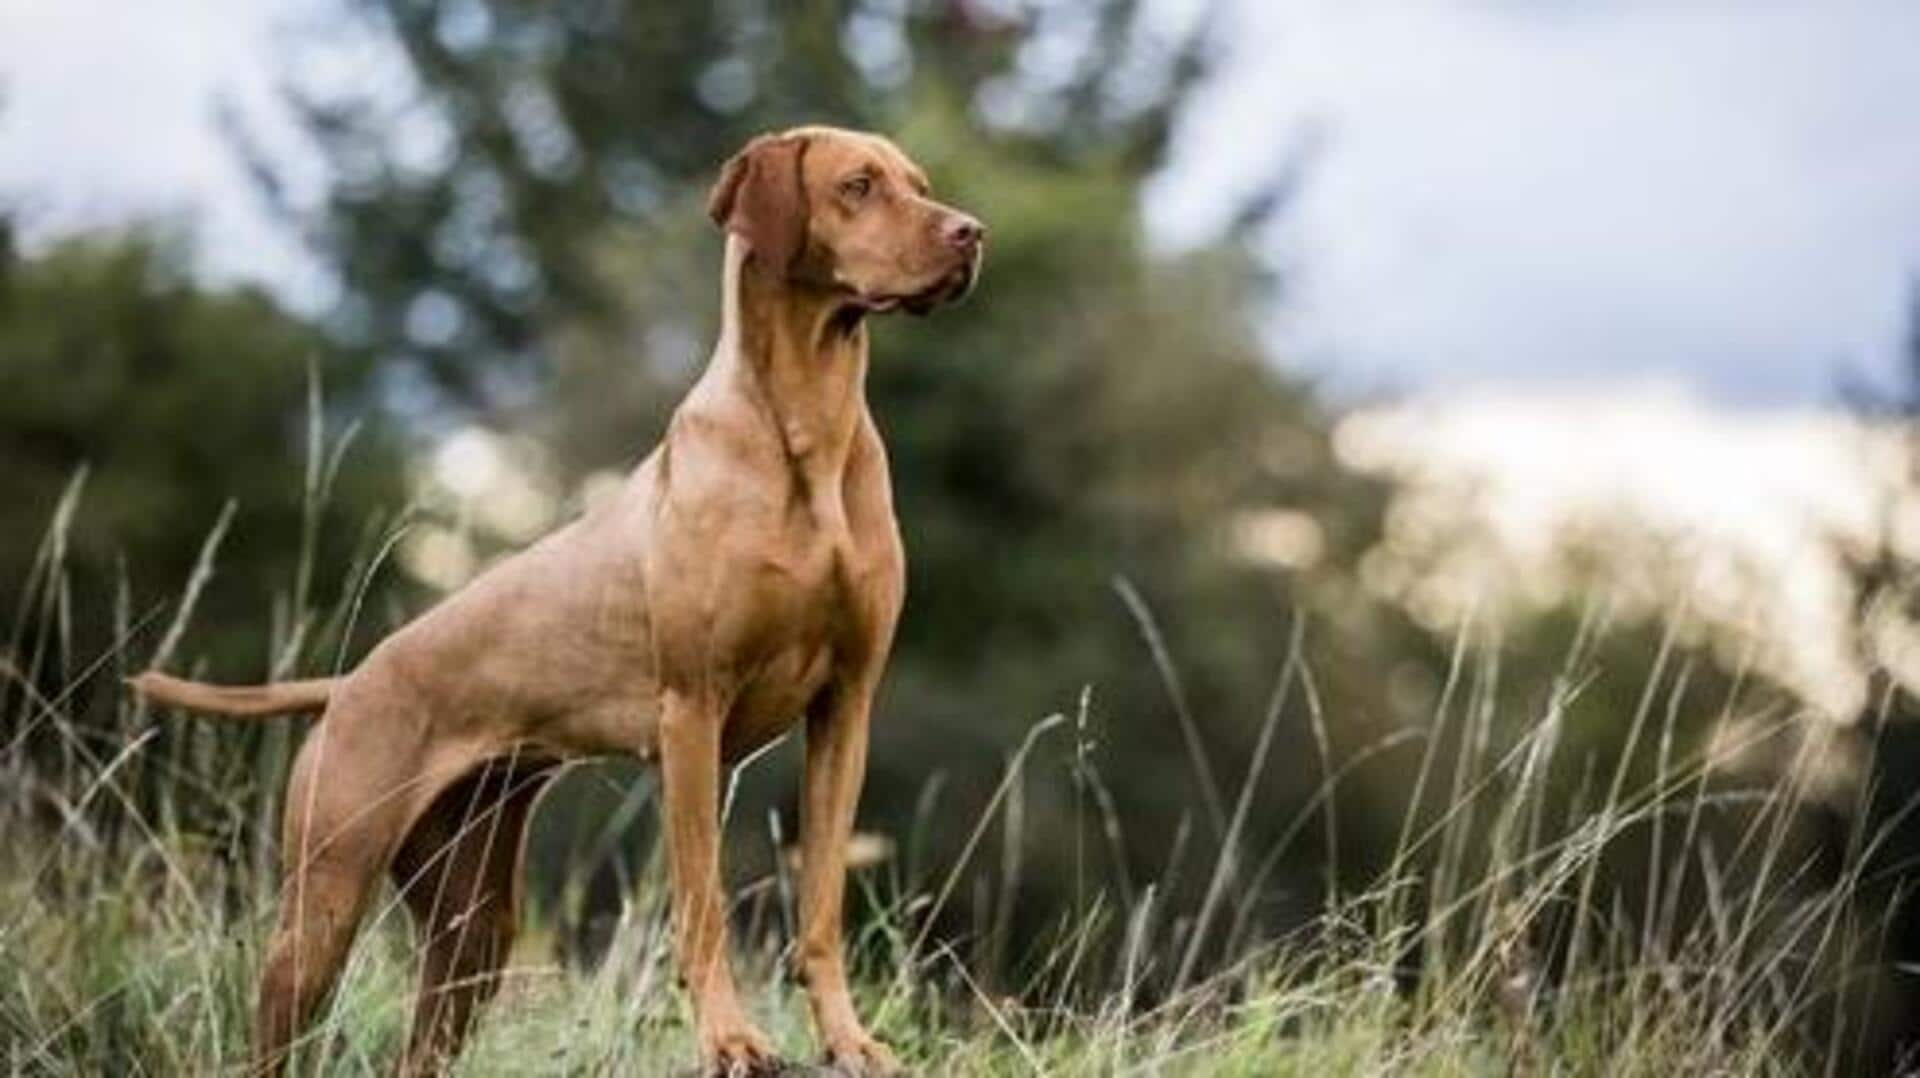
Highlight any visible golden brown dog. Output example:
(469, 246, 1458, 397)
(129, 125, 984, 1076)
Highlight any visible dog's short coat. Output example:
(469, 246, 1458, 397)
(130, 125, 985, 1076)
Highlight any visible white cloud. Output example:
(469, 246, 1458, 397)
(1151, 1, 1920, 405)
(0, 0, 328, 303)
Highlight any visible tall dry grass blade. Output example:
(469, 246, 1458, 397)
(1172, 615, 1303, 994)
(1227, 726, 1422, 957)
(146, 500, 237, 678)
(1298, 654, 1338, 901)
(1641, 654, 1696, 963)
(900, 712, 1067, 980)
(936, 942, 1045, 1074)
(1077, 756, 1135, 913)
(1390, 604, 1475, 882)
(1113, 576, 1226, 842)
(905, 768, 947, 888)
(6, 466, 87, 699)
(1566, 596, 1684, 977)
(988, 733, 1027, 986)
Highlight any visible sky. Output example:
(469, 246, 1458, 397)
(1150, 1, 1920, 405)
(0, 0, 327, 301)
(4, 1, 1920, 406)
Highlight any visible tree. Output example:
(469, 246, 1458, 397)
(0, 226, 404, 827)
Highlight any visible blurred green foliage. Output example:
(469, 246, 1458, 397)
(0, 227, 402, 686)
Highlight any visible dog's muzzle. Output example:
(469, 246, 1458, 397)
(902, 250, 982, 316)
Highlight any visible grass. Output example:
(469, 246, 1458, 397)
(0, 831, 1808, 1076)
(0, 442, 1894, 1074)
(4, 828, 1836, 1078)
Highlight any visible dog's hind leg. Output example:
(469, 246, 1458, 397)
(250, 713, 428, 1077)
(389, 756, 557, 1077)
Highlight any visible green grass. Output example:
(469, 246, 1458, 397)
(0, 457, 1879, 1075)
(0, 674, 1841, 1077)
(0, 833, 1806, 1076)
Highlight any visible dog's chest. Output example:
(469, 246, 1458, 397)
(741, 515, 875, 665)
(646, 422, 900, 757)
(717, 528, 876, 757)
(744, 456, 890, 625)
(714, 541, 848, 753)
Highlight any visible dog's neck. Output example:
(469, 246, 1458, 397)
(714, 235, 871, 477)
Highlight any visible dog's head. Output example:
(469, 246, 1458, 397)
(707, 126, 984, 315)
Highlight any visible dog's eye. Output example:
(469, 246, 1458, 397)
(840, 175, 873, 201)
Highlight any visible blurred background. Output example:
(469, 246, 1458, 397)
(6, 0, 1920, 1068)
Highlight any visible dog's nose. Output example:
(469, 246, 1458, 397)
(942, 213, 985, 252)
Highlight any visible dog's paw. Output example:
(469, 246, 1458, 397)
(697, 1056, 789, 1078)
(694, 1019, 782, 1078)
(821, 1033, 903, 1076)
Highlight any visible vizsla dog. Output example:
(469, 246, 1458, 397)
(130, 125, 984, 1076)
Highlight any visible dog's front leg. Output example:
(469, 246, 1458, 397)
(658, 692, 777, 1073)
(795, 675, 901, 1075)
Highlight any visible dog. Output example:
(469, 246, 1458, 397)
(129, 124, 985, 1076)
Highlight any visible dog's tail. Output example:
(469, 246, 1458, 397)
(126, 670, 337, 718)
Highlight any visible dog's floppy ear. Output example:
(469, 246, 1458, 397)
(707, 133, 810, 275)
